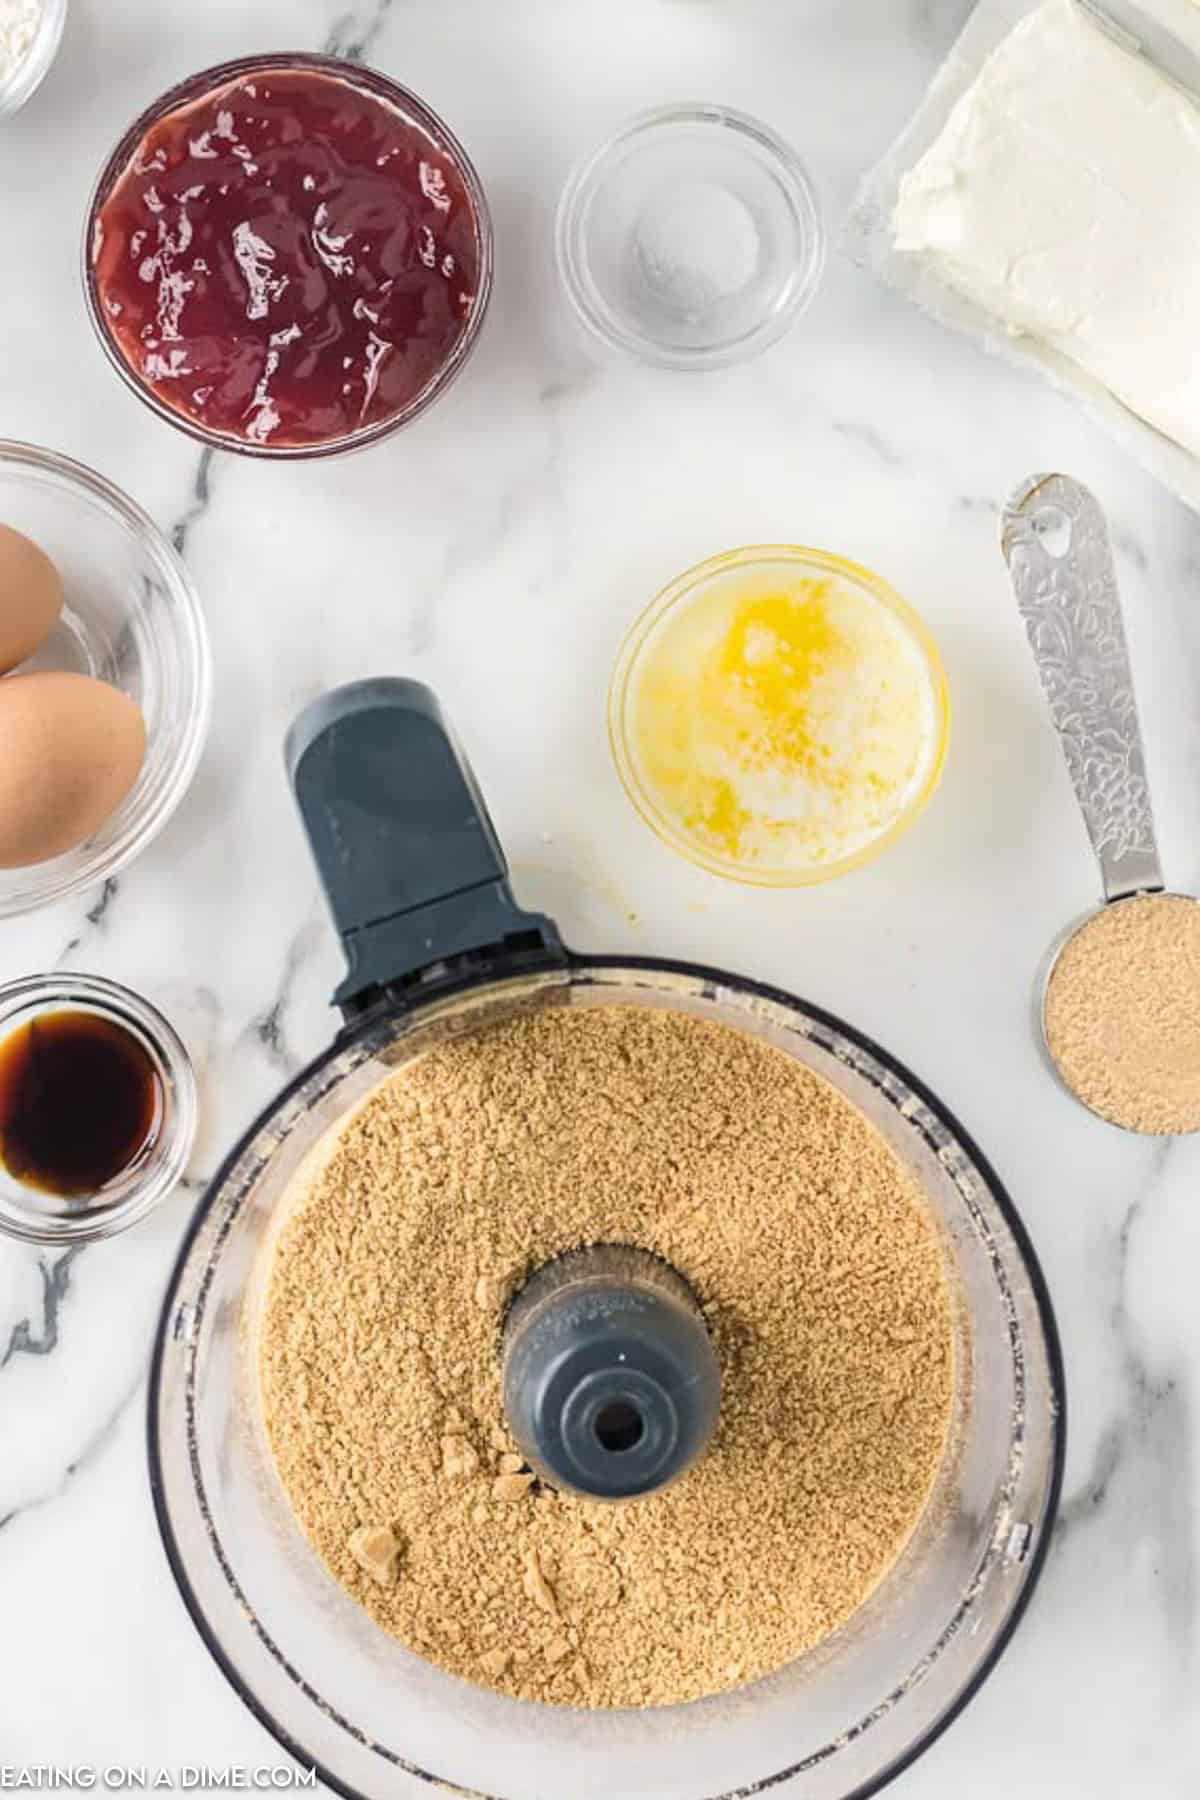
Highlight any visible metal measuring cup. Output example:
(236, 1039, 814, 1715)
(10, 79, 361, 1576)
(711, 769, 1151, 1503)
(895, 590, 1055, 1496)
(1000, 472, 1200, 1133)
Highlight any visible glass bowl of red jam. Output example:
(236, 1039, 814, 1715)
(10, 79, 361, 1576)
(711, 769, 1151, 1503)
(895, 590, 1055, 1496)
(84, 56, 493, 459)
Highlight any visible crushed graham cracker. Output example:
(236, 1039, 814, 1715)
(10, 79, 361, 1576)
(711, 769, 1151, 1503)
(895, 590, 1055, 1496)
(346, 1522, 404, 1586)
(1044, 893, 1200, 1134)
(441, 1434, 480, 1481)
(493, 1472, 536, 1501)
(258, 1003, 954, 1708)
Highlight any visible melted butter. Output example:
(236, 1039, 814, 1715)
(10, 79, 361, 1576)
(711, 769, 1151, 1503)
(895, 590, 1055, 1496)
(628, 567, 942, 876)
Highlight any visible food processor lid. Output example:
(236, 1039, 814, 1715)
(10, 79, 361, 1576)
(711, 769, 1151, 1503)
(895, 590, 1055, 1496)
(287, 678, 562, 1018)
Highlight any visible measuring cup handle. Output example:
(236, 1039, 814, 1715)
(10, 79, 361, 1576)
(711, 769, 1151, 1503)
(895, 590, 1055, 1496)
(287, 679, 562, 1019)
(1001, 473, 1164, 903)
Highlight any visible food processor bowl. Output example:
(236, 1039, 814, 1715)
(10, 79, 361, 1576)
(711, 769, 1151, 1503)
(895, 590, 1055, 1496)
(149, 681, 1064, 1800)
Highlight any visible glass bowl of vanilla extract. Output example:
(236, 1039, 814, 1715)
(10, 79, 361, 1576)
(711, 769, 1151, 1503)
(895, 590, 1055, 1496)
(0, 973, 196, 1243)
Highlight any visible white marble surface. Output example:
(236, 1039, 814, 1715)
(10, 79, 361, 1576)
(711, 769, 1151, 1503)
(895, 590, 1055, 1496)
(3, 0, 1200, 1793)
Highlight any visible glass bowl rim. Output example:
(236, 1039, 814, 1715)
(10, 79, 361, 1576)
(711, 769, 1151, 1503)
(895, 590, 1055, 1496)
(555, 101, 826, 371)
(608, 542, 952, 887)
(147, 951, 1066, 1800)
(0, 970, 197, 1244)
(0, 437, 212, 920)
(0, 0, 69, 120)
(81, 52, 495, 462)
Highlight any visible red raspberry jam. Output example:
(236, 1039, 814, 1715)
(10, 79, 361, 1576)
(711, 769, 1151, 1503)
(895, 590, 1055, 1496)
(90, 63, 488, 452)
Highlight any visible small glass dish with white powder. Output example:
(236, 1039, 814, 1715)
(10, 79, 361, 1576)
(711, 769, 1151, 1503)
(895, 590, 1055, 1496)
(557, 104, 824, 369)
(0, 0, 67, 119)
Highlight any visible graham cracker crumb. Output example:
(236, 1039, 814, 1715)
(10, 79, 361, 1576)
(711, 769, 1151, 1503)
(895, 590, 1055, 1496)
(523, 1546, 559, 1615)
(474, 1274, 503, 1311)
(494, 1472, 536, 1502)
(347, 1524, 403, 1587)
(441, 1435, 480, 1481)
(259, 1004, 954, 1709)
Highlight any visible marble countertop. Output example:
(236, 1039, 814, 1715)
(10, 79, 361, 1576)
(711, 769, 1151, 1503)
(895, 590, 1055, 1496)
(3, 0, 1199, 1793)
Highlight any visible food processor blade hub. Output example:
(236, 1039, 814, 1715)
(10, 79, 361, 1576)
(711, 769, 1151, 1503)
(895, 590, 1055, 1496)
(501, 1244, 722, 1500)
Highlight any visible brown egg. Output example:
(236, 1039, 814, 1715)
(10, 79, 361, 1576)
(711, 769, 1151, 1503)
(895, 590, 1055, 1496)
(0, 525, 64, 674)
(0, 673, 146, 868)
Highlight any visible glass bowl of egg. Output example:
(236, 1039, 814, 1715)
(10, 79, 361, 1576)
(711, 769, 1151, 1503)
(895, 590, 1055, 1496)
(610, 544, 950, 885)
(0, 441, 211, 919)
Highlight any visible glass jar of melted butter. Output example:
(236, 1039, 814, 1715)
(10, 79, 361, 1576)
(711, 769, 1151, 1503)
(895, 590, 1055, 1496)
(610, 545, 949, 885)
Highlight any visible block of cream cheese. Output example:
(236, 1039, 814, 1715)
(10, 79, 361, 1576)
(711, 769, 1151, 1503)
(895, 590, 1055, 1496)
(892, 0, 1200, 460)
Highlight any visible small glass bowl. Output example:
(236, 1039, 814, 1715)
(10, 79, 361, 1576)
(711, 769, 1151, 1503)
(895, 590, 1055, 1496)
(0, 441, 211, 919)
(609, 544, 950, 886)
(0, 0, 68, 120)
(557, 103, 824, 369)
(0, 974, 197, 1244)
(82, 55, 494, 460)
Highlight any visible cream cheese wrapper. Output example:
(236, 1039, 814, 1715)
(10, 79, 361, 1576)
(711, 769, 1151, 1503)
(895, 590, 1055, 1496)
(845, 0, 1200, 514)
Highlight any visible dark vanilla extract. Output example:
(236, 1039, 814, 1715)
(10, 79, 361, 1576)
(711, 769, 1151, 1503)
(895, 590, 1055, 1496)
(0, 1010, 159, 1197)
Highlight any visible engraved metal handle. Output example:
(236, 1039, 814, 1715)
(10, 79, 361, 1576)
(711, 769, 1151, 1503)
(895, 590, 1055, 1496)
(1001, 473, 1163, 903)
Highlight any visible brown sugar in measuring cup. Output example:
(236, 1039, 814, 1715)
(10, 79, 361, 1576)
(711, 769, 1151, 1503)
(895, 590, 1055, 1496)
(1042, 894, 1200, 1134)
(1002, 472, 1200, 1134)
